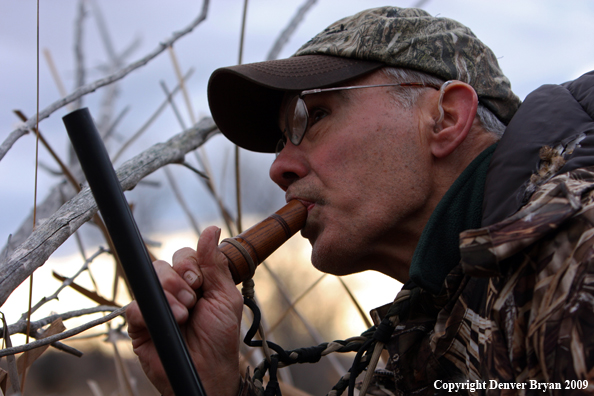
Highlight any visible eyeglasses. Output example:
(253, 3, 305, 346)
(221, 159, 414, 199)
(276, 82, 441, 156)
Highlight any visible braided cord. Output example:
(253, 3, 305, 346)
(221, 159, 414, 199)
(242, 286, 417, 396)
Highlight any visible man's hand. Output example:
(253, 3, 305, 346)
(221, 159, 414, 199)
(126, 226, 244, 396)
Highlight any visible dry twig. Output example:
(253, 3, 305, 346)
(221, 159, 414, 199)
(266, 0, 317, 61)
(0, 305, 126, 358)
(0, 0, 210, 162)
(0, 117, 218, 306)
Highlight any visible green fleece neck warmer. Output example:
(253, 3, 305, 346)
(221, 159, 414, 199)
(408, 144, 496, 295)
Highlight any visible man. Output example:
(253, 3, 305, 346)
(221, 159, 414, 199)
(127, 6, 594, 395)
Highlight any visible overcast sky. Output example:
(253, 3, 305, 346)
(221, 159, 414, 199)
(1, 0, 594, 253)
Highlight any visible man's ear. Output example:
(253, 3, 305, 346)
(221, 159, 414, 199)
(430, 81, 478, 158)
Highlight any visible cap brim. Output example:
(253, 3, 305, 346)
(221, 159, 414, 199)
(207, 55, 383, 153)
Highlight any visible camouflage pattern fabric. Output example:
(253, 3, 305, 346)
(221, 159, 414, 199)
(238, 166, 594, 395)
(365, 167, 594, 395)
(295, 7, 521, 125)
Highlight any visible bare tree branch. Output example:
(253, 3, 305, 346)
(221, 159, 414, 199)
(112, 68, 195, 164)
(0, 2, 211, 262)
(103, 105, 131, 142)
(164, 166, 201, 238)
(0, 181, 79, 261)
(18, 247, 109, 322)
(1, 313, 21, 394)
(266, 0, 317, 61)
(0, 117, 218, 307)
(413, 0, 431, 9)
(90, 0, 126, 135)
(89, 0, 119, 64)
(68, 0, 88, 176)
(72, 0, 87, 112)
(0, 0, 210, 162)
(258, 263, 347, 376)
(2, 305, 120, 339)
(0, 306, 127, 358)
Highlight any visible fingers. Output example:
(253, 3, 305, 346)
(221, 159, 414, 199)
(171, 226, 233, 291)
(195, 226, 236, 294)
(172, 247, 203, 289)
(128, 227, 243, 396)
(126, 291, 190, 344)
(128, 226, 236, 335)
(154, 259, 196, 317)
(125, 300, 144, 334)
(127, 259, 197, 337)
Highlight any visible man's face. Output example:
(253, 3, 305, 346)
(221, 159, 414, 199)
(270, 70, 438, 279)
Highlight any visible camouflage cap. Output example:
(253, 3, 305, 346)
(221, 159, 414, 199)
(208, 6, 521, 153)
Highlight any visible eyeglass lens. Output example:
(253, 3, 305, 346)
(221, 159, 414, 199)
(286, 95, 309, 146)
(275, 138, 286, 157)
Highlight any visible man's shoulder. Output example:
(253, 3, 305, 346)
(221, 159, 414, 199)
(483, 71, 594, 226)
(462, 166, 594, 277)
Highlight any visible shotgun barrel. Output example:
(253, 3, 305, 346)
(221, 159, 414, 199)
(63, 107, 206, 396)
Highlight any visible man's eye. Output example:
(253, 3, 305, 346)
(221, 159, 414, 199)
(308, 107, 328, 126)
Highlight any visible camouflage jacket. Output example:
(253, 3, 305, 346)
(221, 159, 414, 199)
(365, 71, 594, 395)
(367, 168, 594, 395)
(238, 73, 594, 395)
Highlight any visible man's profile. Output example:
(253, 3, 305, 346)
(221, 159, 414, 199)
(127, 6, 594, 395)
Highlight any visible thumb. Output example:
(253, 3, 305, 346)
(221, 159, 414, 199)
(196, 226, 234, 292)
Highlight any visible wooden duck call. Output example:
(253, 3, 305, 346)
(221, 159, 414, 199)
(220, 200, 307, 284)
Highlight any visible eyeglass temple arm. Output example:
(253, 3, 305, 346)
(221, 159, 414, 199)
(300, 82, 441, 96)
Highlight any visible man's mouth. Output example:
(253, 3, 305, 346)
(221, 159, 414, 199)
(287, 190, 320, 212)
(298, 199, 316, 211)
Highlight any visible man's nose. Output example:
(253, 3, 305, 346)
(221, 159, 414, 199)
(269, 142, 308, 191)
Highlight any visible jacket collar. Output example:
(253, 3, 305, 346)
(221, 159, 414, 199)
(408, 144, 497, 294)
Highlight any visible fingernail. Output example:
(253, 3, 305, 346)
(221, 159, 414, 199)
(215, 227, 221, 240)
(184, 270, 197, 285)
(178, 289, 195, 306)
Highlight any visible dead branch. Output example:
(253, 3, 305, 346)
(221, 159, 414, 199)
(0, 117, 218, 307)
(0, 0, 210, 162)
(259, 263, 346, 376)
(89, 0, 119, 65)
(8, 319, 67, 392)
(72, 0, 87, 112)
(2, 305, 120, 339)
(0, 181, 79, 261)
(0, 305, 127, 358)
(91, 0, 127, 136)
(103, 105, 131, 141)
(164, 166, 201, 237)
(0, 62, 193, 264)
(0, 1, 209, 260)
(112, 68, 195, 163)
(1, 313, 21, 394)
(161, 78, 237, 236)
(19, 247, 109, 322)
(266, 0, 317, 61)
(14, 110, 81, 191)
(52, 271, 119, 308)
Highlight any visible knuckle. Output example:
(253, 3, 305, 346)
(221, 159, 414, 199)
(172, 247, 198, 265)
(160, 273, 180, 291)
(153, 259, 172, 273)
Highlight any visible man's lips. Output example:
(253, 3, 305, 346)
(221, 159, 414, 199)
(288, 196, 316, 211)
(299, 199, 316, 211)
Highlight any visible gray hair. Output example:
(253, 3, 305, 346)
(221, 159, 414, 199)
(381, 67, 506, 138)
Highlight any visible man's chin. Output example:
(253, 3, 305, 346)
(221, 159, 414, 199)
(310, 246, 357, 277)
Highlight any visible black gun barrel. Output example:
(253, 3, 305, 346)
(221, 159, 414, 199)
(63, 107, 206, 396)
